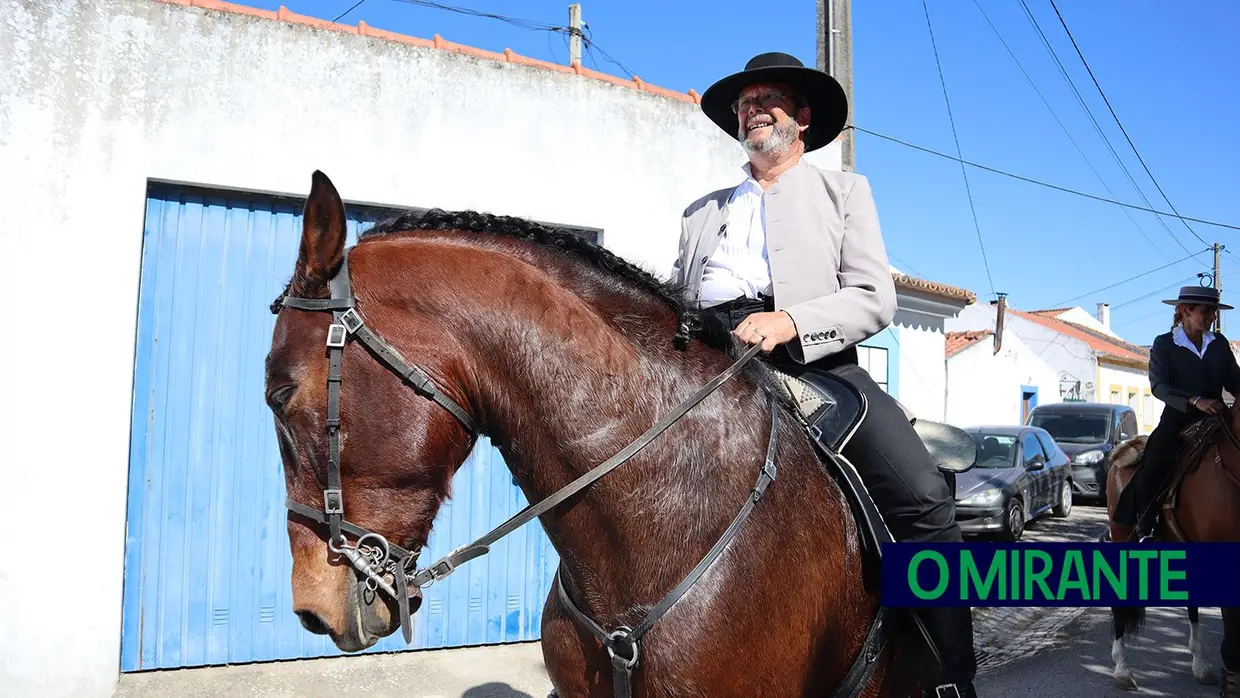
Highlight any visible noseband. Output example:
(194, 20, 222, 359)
(279, 246, 785, 695)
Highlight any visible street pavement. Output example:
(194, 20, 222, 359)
(975, 604, 1225, 697)
(972, 501, 1229, 697)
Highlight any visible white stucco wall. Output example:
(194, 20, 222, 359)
(890, 298, 958, 423)
(945, 329, 1062, 428)
(947, 304, 1099, 403)
(0, 1, 846, 696)
(1055, 306, 1117, 338)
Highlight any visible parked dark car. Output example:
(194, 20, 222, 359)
(955, 425, 1073, 540)
(1024, 402, 1140, 501)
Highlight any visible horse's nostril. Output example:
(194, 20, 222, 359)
(297, 610, 331, 636)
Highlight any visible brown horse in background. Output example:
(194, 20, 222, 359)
(264, 172, 937, 696)
(1105, 408, 1240, 693)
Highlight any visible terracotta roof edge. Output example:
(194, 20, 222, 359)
(892, 273, 977, 304)
(151, 0, 702, 105)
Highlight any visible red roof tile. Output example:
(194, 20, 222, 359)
(892, 274, 976, 304)
(151, 0, 701, 104)
(946, 330, 992, 357)
(1009, 309, 1149, 367)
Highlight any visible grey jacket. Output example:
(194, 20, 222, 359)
(671, 157, 897, 365)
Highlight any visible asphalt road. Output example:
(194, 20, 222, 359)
(976, 604, 1226, 697)
(973, 503, 1228, 697)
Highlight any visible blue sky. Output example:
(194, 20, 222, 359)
(237, 0, 1238, 346)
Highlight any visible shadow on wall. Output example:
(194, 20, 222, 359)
(462, 683, 538, 698)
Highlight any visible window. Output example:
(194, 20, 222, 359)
(857, 345, 889, 394)
(1034, 430, 1061, 460)
(1022, 432, 1045, 465)
(969, 432, 1017, 469)
(1110, 390, 1120, 405)
(1121, 412, 1139, 440)
(1144, 393, 1153, 427)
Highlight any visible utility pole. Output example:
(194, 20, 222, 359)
(817, 0, 853, 171)
(1215, 242, 1225, 332)
(568, 4, 583, 66)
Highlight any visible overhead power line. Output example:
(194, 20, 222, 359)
(1048, 248, 1210, 308)
(969, 0, 1184, 267)
(1046, 0, 1211, 250)
(848, 125, 1240, 233)
(1016, 0, 1198, 256)
(920, 0, 996, 299)
(332, 0, 367, 22)
(390, 0, 564, 32)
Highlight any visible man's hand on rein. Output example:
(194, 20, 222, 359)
(734, 311, 798, 353)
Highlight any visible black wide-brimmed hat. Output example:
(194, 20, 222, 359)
(1162, 285, 1234, 310)
(700, 52, 848, 153)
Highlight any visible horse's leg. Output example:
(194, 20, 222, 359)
(1220, 606, 1240, 695)
(1111, 606, 1143, 690)
(1188, 606, 1218, 684)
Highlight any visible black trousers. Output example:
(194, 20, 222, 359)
(710, 296, 976, 685)
(1115, 406, 1197, 527)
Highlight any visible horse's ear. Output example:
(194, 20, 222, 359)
(295, 171, 347, 288)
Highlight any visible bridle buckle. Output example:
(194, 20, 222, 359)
(325, 324, 348, 348)
(340, 308, 364, 333)
(324, 488, 344, 515)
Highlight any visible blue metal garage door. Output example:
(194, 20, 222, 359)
(120, 183, 561, 671)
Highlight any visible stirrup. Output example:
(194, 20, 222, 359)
(933, 684, 962, 698)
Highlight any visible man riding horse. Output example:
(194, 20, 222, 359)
(1115, 285, 1240, 541)
(671, 52, 978, 698)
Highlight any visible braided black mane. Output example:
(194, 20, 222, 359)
(268, 207, 730, 348)
(362, 208, 691, 313)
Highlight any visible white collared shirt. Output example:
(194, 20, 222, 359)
(698, 164, 773, 308)
(1174, 324, 1214, 358)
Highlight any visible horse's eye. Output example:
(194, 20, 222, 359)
(267, 385, 296, 412)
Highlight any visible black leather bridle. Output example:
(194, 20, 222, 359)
(277, 246, 810, 696)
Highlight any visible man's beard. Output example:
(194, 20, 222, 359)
(739, 118, 799, 156)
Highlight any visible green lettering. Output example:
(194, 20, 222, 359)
(1058, 550, 1090, 601)
(1130, 550, 1159, 600)
(1010, 545, 1020, 599)
(1160, 550, 1189, 601)
(909, 550, 949, 600)
(1092, 550, 1126, 600)
(1023, 550, 1054, 601)
(962, 550, 1005, 601)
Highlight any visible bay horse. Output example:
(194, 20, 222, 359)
(1105, 410, 1240, 694)
(265, 172, 948, 696)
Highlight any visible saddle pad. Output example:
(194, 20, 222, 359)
(770, 368, 826, 420)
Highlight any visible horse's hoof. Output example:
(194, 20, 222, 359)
(1113, 672, 1139, 691)
(1194, 666, 1219, 685)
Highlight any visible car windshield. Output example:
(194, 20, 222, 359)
(1028, 413, 1110, 443)
(969, 433, 1018, 469)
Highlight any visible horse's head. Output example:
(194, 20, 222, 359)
(265, 172, 478, 652)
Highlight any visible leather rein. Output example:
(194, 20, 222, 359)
(278, 246, 882, 697)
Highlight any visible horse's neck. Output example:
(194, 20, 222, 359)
(465, 284, 772, 620)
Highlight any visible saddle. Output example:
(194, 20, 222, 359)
(1116, 417, 1224, 541)
(769, 368, 977, 567)
(769, 368, 973, 684)
(772, 368, 977, 473)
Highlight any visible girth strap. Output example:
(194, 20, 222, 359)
(554, 405, 780, 698)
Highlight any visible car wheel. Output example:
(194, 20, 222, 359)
(1002, 499, 1024, 541)
(1053, 481, 1072, 517)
